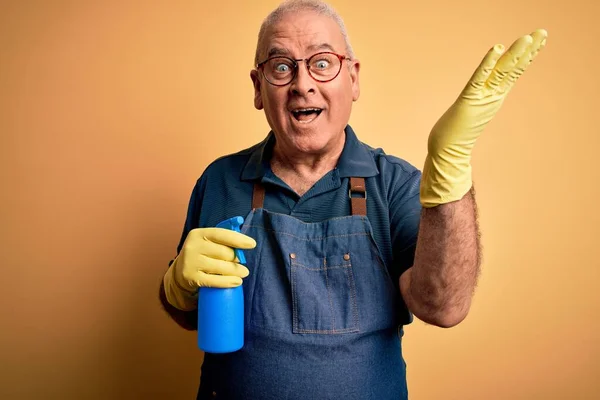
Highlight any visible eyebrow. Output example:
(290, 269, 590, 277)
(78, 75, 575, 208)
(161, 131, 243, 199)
(266, 47, 291, 58)
(266, 43, 338, 59)
(307, 43, 336, 53)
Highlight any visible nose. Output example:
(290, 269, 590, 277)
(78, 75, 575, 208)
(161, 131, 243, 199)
(289, 61, 315, 96)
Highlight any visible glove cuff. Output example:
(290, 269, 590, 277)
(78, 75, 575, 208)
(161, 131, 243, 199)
(163, 265, 198, 311)
(420, 154, 473, 207)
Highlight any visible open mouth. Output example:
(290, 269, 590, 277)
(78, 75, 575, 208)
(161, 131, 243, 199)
(291, 108, 323, 123)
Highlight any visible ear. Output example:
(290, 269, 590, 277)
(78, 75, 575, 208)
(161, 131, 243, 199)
(250, 69, 264, 110)
(349, 59, 360, 102)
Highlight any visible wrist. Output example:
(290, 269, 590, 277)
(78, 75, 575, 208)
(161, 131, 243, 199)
(163, 264, 198, 311)
(420, 154, 472, 207)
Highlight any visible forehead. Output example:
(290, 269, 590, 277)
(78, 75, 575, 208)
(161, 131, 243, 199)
(261, 11, 345, 58)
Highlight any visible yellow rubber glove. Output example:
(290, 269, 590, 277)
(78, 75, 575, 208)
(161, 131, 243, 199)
(163, 227, 257, 311)
(420, 29, 548, 207)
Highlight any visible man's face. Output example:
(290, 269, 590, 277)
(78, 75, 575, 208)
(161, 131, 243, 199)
(250, 11, 360, 156)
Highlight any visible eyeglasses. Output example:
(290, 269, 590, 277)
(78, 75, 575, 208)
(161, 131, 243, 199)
(256, 52, 350, 86)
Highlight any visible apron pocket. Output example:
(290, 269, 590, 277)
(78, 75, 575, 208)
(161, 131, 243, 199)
(290, 253, 359, 334)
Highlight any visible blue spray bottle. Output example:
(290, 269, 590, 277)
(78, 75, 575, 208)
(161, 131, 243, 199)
(197, 216, 246, 353)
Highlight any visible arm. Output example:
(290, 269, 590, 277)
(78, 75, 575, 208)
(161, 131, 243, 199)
(159, 278, 198, 331)
(159, 180, 203, 327)
(400, 29, 547, 327)
(400, 187, 480, 328)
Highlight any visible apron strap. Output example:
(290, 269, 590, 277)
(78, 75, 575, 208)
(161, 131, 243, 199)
(252, 182, 266, 210)
(251, 177, 367, 215)
(349, 177, 367, 216)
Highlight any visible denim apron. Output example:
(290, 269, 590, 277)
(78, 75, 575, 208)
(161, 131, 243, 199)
(198, 178, 408, 400)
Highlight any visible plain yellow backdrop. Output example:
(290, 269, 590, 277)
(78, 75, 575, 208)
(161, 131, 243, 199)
(1, 0, 598, 399)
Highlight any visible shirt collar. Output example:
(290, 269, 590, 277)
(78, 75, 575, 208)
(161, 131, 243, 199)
(240, 125, 379, 181)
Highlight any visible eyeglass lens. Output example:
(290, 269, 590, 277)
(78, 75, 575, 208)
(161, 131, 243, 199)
(262, 52, 342, 85)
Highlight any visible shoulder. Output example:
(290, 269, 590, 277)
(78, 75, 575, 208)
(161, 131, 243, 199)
(363, 143, 421, 189)
(202, 142, 260, 178)
(362, 143, 422, 242)
(185, 141, 265, 228)
(375, 149, 420, 176)
(192, 134, 271, 190)
(187, 139, 264, 203)
(355, 140, 422, 218)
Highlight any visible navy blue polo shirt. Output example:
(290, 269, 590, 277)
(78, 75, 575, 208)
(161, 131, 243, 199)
(175, 125, 422, 323)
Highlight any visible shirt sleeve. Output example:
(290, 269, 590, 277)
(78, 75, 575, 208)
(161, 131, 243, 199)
(389, 169, 422, 277)
(174, 176, 207, 259)
(160, 177, 207, 331)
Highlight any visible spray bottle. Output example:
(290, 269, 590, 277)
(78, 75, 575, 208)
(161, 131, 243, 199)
(197, 216, 246, 353)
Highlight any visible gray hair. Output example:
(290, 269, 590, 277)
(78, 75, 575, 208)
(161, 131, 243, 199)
(254, 0, 355, 66)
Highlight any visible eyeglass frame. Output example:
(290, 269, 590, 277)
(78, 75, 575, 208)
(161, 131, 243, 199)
(256, 51, 351, 87)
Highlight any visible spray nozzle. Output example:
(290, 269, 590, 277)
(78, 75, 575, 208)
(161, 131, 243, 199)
(216, 216, 246, 264)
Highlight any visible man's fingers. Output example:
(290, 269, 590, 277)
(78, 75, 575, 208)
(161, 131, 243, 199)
(186, 236, 237, 262)
(502, 29, 548, 89)
(468, 44, 505, 90)
(204, 227, 257, 249)
(196, 256, 250, 278)
(189, 227, 257, 250)
(486, 34, 534, 89)
(531, 28, 548, 52)
(196, 272, 244, 288)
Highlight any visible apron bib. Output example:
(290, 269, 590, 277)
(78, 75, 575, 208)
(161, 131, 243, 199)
(198, 178, 408, 400)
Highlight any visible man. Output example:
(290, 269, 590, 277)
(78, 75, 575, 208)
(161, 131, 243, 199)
(160, 0, 547, 398)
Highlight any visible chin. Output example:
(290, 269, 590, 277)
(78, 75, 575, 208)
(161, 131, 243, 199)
(289, 129, 342, 155)
(293, 139, 328, 154)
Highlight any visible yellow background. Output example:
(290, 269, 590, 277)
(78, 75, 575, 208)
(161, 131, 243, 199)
(1, 0, 598, 399)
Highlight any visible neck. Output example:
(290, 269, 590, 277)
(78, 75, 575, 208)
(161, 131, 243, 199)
(270, 134, 345, 196)
(272, 134, 345, 174)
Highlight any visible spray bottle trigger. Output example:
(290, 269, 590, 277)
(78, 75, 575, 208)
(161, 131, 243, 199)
(216, 216, 246, 264)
